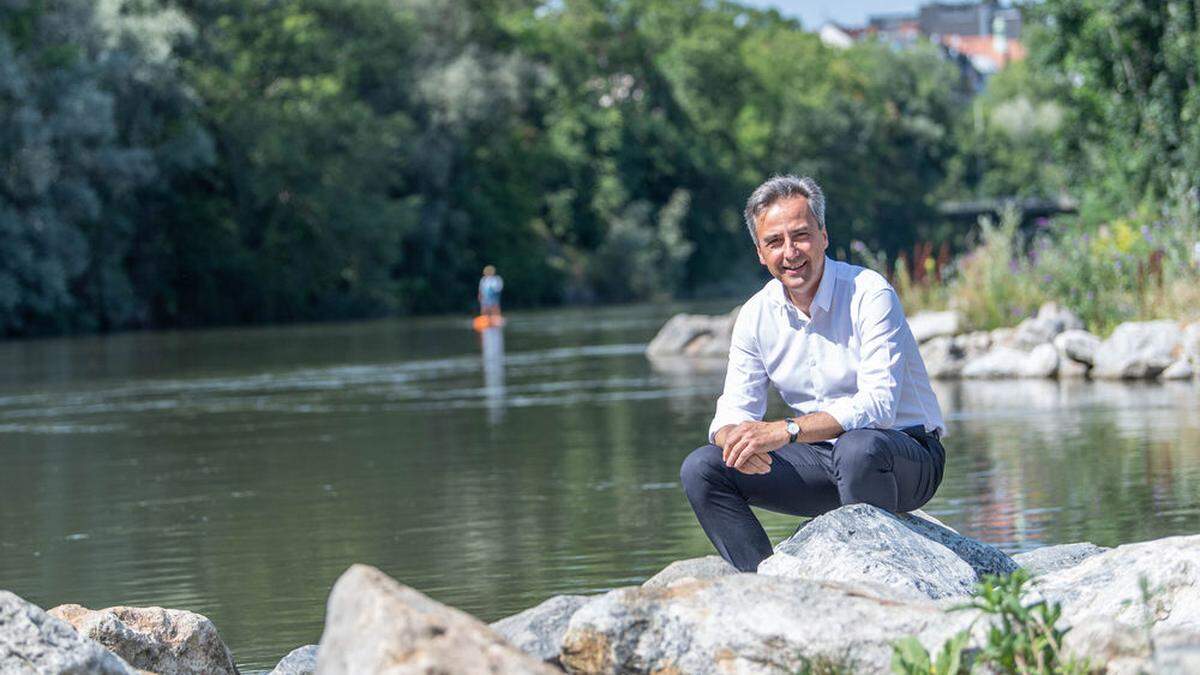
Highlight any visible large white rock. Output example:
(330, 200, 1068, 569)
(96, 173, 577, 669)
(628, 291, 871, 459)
(1162, 360, 1194, 380)
(961, 344, 1059, 379)
(1036, 302, 1085, 332)
(919, 336, 966, 379)
(269, 645, 318, 675)
(908, 311, 964, 344)
(490, 595, 591, 665)
(954, 330, 993, 355)
(1024, 343, 1061, 377)
(1013, 542, 1109, 576)
(757, 504, 1017, 600)
(1010, 316, 1062, 351)
(961, 347, 1027, 378)
(0, 591, 136, 674)
(1184, 322, 1200, 364)
(645, 308, 738, 358)
(642, 555, 737, 588)
(49, 603, 239, 675)
(1092, 320, 1184, 379)
(1054, 329, 1101, 366)
(559, 574, 977, 674)
(314, 564, 556, 675)
(1036, 534, 1200, 631)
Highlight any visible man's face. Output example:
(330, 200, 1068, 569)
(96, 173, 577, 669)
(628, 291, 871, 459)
(754, 196, 828, 305)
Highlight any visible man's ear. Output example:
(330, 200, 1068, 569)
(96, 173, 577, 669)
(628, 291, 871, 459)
(756, 245, 766, 266)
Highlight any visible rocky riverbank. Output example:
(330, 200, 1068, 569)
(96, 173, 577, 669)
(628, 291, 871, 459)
(646, 304, 1200, 381)
(4, 504, 1198, 673)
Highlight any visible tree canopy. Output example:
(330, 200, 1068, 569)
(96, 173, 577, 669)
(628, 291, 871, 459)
(1, 0, 1194, 336)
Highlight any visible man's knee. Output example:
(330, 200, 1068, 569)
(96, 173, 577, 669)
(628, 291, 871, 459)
(834, 429, 892, 475)
(680, 444, 725, 494)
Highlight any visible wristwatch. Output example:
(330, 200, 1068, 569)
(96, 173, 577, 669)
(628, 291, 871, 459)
(785, 418, 800, 444)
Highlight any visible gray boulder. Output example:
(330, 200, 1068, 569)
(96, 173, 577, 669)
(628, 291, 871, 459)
(1062, 619, 1200, 675)
(1184, 322, 1200, 364)
(954, 330, 993, 356)
(646, 309, 738, 358)
(961, 344, 1058, 379)
(1093, 320, 1183, 379)
(269, 645, 318, 675)
(919, 336, 966, 379)
(908, 311, 964, 344)
(1156, 634, 1200, 675)
(757, 504, 1017, 600)
(1036, 534, 1200, 631)
(48, 603, 239, 675)
(560, 574, 977, 674)
(1013, 542, 1109, 576)
(1162, 360, 1194, 380)
(314, 564, 556, 675)
(961, 346, 1027, 378)
(490, 595, 590, 665)
(1024, 343, 1061, 377)
(1054, 329, 1101, 366)
(1058, 355, 1089, 378)
(989, 326, 1015, 347)
(1010, 316, 1062, 351)
(1036, 302, 1085, 333)
(642, 555, 737, 588)
(0, 591, 136, 674)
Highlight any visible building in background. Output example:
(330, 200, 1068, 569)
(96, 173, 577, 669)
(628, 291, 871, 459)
(818, 1, 1023, 93)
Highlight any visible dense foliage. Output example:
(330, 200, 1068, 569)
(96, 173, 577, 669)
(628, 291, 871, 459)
(1, 0, 966, 335)
(900, 0, 1200, 334)
(2, 0, 1197, 337)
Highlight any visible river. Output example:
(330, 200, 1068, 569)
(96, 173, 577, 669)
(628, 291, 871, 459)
(1, 302, 1197, 671)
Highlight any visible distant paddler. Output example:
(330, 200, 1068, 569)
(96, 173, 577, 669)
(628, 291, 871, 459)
(474, 265, 505, 330)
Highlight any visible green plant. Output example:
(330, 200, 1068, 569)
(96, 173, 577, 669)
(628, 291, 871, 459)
(944, 207, 1046, 330)
(892, 632, 970, 675)
(796, 649, 861, 675)
(969, 570, 1088, 674)
(892, 570, 1094, 675)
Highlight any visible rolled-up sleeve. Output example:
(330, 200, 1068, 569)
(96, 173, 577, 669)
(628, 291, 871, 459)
(707, 310, 768, 443)
(823, 288, 907, 433)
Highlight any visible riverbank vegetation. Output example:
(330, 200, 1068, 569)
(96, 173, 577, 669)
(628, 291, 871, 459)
(890, 1, 1200, 336)
(1, 0, 1196, 337)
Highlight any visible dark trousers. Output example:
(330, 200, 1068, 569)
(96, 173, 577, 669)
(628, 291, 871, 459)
(679, 427, 945, 572)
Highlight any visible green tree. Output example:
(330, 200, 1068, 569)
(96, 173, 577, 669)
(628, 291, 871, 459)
(1027, 0, 1200, 213)
(0, 0, 208, 335)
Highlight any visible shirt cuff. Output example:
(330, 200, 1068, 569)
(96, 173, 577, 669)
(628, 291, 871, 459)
(707, 411, 756, 444)
(823, 397, 863, 434)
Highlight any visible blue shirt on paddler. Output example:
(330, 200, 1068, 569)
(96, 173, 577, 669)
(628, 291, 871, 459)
(479, 275, 504, 306)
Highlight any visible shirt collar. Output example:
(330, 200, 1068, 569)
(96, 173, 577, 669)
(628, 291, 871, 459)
(766, 257, 837, 315)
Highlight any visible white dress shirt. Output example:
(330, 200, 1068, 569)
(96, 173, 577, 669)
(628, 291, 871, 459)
(708, 257, 946, 444)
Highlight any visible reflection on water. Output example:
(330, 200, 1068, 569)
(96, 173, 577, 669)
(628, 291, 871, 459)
(0, 302, 1196, 672)
(481, 327, 506, 425)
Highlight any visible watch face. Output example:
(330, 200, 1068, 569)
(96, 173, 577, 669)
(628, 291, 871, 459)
(786, 420, 799, 434)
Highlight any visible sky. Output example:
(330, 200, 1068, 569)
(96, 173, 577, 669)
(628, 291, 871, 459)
(740, 1, 926, 29)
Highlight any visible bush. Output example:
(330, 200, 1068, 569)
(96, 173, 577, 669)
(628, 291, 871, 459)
(895, 188, 1200, 335)
(892, 570, 1093, 675)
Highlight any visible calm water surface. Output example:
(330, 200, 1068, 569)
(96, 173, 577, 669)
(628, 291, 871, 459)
(1, 303, 1198, 671)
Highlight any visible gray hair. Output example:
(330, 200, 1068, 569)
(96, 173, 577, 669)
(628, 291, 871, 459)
(743, 175, 826, 243)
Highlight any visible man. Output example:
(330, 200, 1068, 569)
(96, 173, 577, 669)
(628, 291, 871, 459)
(679, 175, 946, 572)
(478, 265, 504, 320)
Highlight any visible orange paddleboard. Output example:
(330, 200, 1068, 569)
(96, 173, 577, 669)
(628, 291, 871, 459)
(473, 315, 505, 331)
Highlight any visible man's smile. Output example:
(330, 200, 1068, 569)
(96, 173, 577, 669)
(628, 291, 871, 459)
(782, 260, 807, 276)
